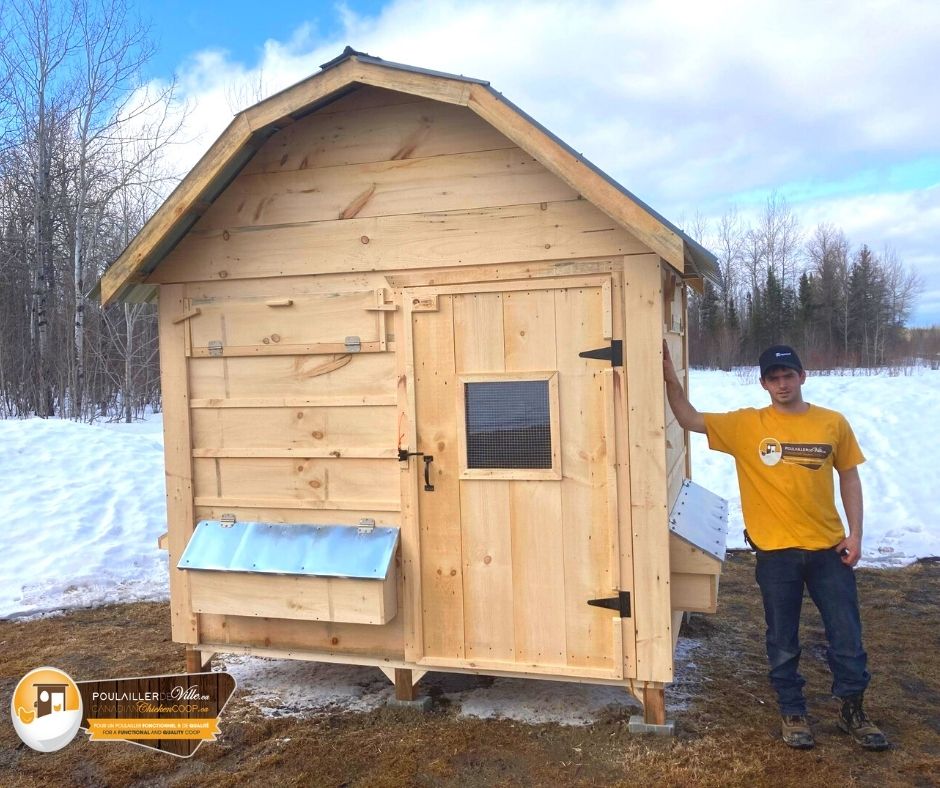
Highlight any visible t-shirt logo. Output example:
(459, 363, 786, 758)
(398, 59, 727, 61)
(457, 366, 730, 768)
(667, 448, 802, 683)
(759, 438, 833, 470)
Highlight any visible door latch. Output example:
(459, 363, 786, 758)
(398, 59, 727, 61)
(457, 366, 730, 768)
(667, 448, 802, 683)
(397, 449, 435, 491)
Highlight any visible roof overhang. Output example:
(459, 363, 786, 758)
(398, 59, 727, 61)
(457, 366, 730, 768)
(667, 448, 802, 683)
(99, 47, 719, 306)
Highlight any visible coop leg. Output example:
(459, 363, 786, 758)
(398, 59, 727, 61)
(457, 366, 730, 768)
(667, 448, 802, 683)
(643, 686, 666, 726)
(394, 668, 416, 702)
(185, 646, 210, 673)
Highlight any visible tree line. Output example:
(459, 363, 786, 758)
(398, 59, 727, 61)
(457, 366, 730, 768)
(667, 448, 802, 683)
(686, 195, 933, 370)
(0, 0, 179, 420)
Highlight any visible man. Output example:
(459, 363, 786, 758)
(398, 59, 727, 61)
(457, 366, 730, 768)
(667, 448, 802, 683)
(662, 342, 888, 751)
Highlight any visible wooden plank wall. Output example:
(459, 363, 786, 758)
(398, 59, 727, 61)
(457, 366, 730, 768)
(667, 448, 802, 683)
(662, 265, 688, 508)
(153, 85, 655, 665)
(150, 88, 646, 287)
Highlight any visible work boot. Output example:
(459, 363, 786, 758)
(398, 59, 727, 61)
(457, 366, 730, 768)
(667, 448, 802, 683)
(780, 715, 815, 749)
(837, 694, 889, 751)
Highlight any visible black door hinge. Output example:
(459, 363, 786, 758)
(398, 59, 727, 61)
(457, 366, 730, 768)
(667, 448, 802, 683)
(579, 339, 622, 367)
(587, 591, 631, 618)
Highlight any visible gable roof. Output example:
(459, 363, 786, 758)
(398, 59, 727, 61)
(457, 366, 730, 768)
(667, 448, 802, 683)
(99, 47, 719, 305)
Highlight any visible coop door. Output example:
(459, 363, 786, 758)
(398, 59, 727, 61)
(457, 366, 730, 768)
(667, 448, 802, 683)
(406, 277, 625, 679)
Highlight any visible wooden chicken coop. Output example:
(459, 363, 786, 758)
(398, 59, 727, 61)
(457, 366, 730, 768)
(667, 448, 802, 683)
(99, 48, 728, 727)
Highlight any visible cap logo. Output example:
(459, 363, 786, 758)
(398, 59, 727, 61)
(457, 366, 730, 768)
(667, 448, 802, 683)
(775, 352, 791, 357)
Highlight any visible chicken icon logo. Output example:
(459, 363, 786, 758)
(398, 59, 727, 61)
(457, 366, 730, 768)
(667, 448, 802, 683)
(11, 667, 83, 752)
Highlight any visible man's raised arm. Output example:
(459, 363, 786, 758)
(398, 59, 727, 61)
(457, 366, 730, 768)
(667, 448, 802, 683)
(662, 340, 706, 434)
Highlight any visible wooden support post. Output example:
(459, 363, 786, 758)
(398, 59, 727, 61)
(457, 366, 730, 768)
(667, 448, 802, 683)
(643, 685, 666, 726)
(394, 668, 416, 701)
(185, 647, 204, 673)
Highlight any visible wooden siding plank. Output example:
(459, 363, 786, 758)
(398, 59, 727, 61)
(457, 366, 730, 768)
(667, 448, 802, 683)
(192, 457, 399, 508)
(198, 604, 405, 658)
(193, 497, 399, 512)
(452, 292, 513, 662)
(623, 254, 673, 683)
(243, 99, 512, 175)
(190, 405, 396, 451)
(198, 148, 578, 231)
(311, 85, 423, 116)
(412, 295, 465, 659)
(189, 571, 396, 625)
(151, 201, 647, 285)
(158, 284, 199, 644)
(194, 505, 398, 526)
(187, 352, 396, 401)
(189, 290, 381, 350)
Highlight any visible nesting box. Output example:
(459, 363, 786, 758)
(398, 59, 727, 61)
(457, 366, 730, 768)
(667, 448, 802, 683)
(100, 49, 728, 724)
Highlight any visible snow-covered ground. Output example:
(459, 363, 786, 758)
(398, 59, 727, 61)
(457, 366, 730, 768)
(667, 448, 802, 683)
(0, 368, 937, 723)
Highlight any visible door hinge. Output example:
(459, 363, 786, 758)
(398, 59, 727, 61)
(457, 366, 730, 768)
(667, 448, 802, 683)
(220, 513, 236, 528)
(345, 335, 361, 353)
(579, 339, 622, 367)
(357, 518, 376, 535)
(587, 590, 631, 618)
(208, 340, 224, 357)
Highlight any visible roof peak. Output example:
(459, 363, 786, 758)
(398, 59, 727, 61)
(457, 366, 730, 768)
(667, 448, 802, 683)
(319, 46, 374, 70)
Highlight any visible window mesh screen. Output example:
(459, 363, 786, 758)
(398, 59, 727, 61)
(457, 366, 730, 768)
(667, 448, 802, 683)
(465, 380, 552, 469)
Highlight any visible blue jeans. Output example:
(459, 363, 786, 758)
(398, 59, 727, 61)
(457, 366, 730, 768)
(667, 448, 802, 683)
(755, 547, 870, 716)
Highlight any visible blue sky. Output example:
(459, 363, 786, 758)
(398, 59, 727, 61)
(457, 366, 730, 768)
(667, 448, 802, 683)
(132, 0, 940, 327)
(136, 0, 385, 79)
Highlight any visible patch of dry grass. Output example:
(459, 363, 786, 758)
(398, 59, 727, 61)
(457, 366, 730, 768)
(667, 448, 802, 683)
(1, 555, 938, 787)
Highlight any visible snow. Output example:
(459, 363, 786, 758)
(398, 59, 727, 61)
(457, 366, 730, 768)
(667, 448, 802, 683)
(0, 369, 937, 723)
(0, 414, 169, 619)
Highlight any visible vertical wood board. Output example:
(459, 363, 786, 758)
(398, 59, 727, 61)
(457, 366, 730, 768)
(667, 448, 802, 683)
(623, 254, 673, 683)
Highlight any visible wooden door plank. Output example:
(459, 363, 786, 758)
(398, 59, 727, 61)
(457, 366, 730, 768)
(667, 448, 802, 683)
(502, 288, 556, 372)
(510, 480, 567, 665)
(554, 285, 616, 671)
(452, 292, 514, 662)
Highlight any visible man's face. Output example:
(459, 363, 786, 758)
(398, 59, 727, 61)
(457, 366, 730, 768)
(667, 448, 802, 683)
(760, 366, 806, 405)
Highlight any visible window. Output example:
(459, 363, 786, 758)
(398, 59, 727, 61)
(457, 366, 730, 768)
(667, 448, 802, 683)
(457, 372, 560, 480)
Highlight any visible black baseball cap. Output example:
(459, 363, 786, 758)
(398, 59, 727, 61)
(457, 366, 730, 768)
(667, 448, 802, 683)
(759, 345, 803, 378)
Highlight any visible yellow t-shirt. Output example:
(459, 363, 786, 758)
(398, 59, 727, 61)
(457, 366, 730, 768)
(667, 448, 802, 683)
(703, 404, 865, 550)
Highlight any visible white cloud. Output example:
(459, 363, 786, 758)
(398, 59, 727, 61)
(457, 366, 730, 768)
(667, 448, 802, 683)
(141, 0, 940, 324)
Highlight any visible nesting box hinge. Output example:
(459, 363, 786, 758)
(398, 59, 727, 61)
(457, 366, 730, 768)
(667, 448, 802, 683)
(345, 335, 361, 353)
(357, 518, 376, 535)
(220, 514, 236, 528)
(578, 339, 622, 367)
(208, 340, 224, 357)
(587, 590, 631, 618)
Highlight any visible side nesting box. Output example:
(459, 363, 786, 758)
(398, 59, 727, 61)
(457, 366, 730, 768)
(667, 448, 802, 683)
(100, 48, 728, 725)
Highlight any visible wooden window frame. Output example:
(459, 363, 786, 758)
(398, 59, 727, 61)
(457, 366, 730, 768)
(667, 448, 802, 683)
(456, 371, 561, 481)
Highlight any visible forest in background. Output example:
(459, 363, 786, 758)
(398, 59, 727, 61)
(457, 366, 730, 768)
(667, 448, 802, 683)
(1, 0, 936, 422)
(0, 0, 179, 421)
(686, 197, 936, 370)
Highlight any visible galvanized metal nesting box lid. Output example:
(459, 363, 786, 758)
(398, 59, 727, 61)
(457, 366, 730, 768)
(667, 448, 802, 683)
(178, 521, 400, 579)
(668, 479, 729, 561)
